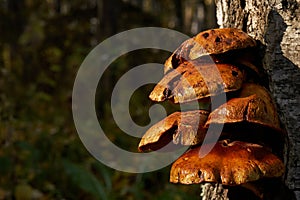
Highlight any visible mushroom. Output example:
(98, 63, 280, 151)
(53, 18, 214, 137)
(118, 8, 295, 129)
(170, 140, 284, 185)
(205, 83, 281, 131)
(204, 83, 284, 154)
(164, 28, 259, 75)
(137, 28, 286, 199)
(149, 61, 245, 103)
(138, 110, 209, 152)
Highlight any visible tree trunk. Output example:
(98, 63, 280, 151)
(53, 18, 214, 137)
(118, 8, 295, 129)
(200, 0, 300, 199)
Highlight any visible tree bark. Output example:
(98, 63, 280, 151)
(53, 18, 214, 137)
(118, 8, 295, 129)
(201, 183, 229, 200)
(201, 0, 300, 199)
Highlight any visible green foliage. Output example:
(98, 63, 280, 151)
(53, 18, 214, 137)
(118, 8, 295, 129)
(62, 160, 108, 200)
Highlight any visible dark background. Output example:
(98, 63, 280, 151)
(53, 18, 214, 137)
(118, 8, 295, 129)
(0, 0, 217, 199)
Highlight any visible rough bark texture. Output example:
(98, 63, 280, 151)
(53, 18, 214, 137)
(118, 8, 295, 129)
(207, 0, 300, 199)
(201, 183, 229, 200)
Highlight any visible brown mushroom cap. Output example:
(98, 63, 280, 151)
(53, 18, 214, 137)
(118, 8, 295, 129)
(194, 28, 257, 56)
(138, 110, 209, 152)
(164, 28, 257, 74)
(204, 83, 282, 132)
(150, 61, 245, 103)
(170, 140, 284, 185)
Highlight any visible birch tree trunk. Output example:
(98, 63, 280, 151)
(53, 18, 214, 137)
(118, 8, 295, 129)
(201, 0, 300, 199)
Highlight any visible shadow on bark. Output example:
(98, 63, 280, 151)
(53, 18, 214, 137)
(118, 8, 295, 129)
(260, 9, 299, 200)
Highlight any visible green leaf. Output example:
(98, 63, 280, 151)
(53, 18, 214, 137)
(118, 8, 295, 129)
(92, 162, 112, 192)
(62, 160, 107, 200)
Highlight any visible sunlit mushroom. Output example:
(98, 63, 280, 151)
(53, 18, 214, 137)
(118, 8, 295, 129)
(205, 83, 283, 133)
(164, 28, 259, 75)
(170, 140, 284, 185)
(204, 83, 284, 154)
(149, 61, 245, 103)
(138, 110, 209, 152)
(137, 28, 286, 199)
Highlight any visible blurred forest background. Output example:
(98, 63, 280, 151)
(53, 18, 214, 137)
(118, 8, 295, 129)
(0, 0, 217, 199)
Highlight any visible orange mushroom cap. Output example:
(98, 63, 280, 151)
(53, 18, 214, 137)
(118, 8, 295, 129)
(138, 110, 209, 152)
(150, 61, 245, 103)
(164, 28, 258, 74)
(205, 83, 282, 132)
(170, 140, 284, 185)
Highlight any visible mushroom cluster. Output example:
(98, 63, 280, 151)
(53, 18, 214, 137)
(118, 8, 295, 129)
(138, 28, 285, 199)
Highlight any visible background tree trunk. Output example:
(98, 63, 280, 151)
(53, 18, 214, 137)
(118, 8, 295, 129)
(201, 0, 300, 199)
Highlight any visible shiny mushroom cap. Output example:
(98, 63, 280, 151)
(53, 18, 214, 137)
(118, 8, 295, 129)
(205, 83, 282, 132)
(150, 61, 245, 103)
(138, 110, 209, 152)
(204, 83, 285, 155)
(164, 28, 258, 74)
(170, 140, 284, 185)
